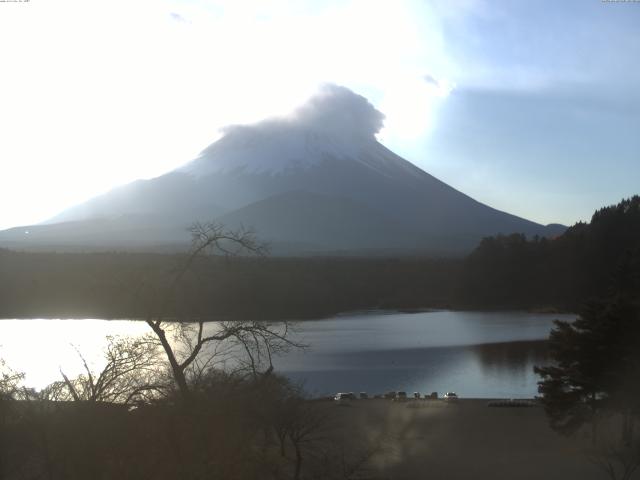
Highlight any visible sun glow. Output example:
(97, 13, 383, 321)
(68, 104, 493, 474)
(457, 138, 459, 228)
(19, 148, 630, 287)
(377, 75, 454, 142)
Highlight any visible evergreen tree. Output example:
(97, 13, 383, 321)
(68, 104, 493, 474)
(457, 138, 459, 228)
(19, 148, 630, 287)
(535, 297, 640, 437)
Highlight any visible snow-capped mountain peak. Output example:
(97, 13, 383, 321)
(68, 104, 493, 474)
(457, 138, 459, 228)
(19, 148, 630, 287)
(181, 84, 388, 176)
(0, 84, 563, 255)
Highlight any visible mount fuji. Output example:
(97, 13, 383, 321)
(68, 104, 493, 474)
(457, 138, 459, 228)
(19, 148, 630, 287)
(0, 85, 564, 255)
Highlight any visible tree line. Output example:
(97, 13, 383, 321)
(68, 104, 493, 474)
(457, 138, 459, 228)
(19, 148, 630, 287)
(0, 249, 460, 321)
(531, 197, 640, 480)
(459, 196, 640, 311)
(1, 197, 639, 319)
(0, 224, 382, 480)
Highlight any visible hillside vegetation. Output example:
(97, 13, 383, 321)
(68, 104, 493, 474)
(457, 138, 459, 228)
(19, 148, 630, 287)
(0, 196, 638, 319)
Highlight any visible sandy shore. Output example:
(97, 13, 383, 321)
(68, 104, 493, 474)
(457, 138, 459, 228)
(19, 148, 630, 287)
(319, 398, 602, 480)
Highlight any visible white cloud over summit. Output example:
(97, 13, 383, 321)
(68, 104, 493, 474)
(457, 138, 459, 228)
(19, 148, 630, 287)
(293, 84, 385, 138)
(222, 84, 385, 141)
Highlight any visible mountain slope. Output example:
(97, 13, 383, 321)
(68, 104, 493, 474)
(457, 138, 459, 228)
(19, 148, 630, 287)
(215, 190, 427, 255)
(0, 85, 564, 255)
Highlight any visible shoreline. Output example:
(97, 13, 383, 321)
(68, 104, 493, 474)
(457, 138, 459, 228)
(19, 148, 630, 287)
(0, 306, 577, 322)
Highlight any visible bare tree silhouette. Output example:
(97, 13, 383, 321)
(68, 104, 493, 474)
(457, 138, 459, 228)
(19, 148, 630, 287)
(142, 222, 303, 399)
(52, 335, 165, 405)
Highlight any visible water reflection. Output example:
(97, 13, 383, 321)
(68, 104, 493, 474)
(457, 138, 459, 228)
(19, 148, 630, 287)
(0, 319, 150, 390)
(0, 311, 571, 397)
(471, 340, 549, 376)
(280, 342, 549, 399)
(275, 311, 570, 398)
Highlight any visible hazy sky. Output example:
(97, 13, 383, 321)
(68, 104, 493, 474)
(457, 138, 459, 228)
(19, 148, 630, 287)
(0, 0, 638, 230)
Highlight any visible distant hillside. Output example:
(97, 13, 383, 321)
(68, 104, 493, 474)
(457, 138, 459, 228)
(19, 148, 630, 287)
(459, 196, 640, 310)
(0, 249, 460, 320)
(0, 197, 635, 319)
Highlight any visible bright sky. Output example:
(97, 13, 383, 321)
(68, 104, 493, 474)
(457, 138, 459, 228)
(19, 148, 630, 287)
(0, 0, 638, 230)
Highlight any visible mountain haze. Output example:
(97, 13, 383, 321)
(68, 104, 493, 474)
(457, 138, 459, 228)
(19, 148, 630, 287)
(0, 85, 563, 255)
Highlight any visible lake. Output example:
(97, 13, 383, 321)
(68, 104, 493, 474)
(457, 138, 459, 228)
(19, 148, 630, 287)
(276, 310, 575, 398)
(0, 310, 575, 398)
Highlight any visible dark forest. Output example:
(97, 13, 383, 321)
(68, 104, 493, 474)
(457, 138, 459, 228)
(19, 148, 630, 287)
(1, 196, 638, 320)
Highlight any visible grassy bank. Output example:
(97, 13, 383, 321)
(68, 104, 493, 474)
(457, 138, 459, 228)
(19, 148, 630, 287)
(317, 398, 600, 479)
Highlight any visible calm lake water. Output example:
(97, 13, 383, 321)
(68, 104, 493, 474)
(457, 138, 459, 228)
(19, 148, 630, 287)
(0, 311, 575, 398)
(274, 310, 575, 398)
